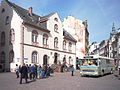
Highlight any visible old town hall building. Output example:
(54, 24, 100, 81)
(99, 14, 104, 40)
(0, 0, 77, 72)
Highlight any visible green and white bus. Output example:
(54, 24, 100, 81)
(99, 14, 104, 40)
(80, 55, 115, 76)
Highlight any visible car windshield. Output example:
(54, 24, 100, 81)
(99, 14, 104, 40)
(82, 59, 98, 66)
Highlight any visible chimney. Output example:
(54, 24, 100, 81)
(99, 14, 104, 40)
(84, 20, 88, 28)
(29, 7, 32, 16)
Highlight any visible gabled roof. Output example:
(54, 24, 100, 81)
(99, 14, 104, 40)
(63, 29, 77, 42)
(5, 0, 50, 32)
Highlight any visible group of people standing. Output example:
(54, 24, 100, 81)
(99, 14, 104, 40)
(15, 63, 51, 84)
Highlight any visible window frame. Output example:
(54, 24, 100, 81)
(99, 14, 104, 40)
(32, 30, 38, 45)
(1, 51, 5, 63)
(9, 50, 14, 63)
(1, 32, 5, 46)
(9, 29, 15, 44)
(54, 18, 58, 22)
(54, 37, 58, 48)
(69, 42, 72, 51)
(54, 24, 58, 32)
(32, 51, 38, 63)
(5, 16, 9, 25)
(63, 40, 66, 50)
(43, 34, 48, 46)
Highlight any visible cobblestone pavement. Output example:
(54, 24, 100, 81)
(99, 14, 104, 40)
(0, 70, 120, 90)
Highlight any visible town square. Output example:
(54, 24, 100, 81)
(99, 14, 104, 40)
(0, 0, 120, 90)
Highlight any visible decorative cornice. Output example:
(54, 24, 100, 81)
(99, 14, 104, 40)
(22, 43, 76, 55)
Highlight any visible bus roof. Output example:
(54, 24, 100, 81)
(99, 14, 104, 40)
(83, 55, 114, 60)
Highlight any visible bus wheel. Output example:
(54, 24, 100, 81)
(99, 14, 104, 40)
(80, 74, 84, 77)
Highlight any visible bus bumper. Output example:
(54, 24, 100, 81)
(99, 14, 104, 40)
(80, 72, 99, 76)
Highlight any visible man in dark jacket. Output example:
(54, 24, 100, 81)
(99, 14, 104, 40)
(19, 63, 28, 84)
(29, 64, 36, 80)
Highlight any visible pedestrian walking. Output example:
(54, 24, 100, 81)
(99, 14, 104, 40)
(35, 64, 37, 79)
(45, 65, 48, 77)
(19, 63, 28, 84)
(29, 64, 35, 80)
(28, 64, 31, 78)
(71, 65, 74, 76)
(118, 65, 120, 75)
(37, 65, 41, 79)
(15, 64, 19, 78)
(46, 65, 51, 77)
(41, 66, 45, 78)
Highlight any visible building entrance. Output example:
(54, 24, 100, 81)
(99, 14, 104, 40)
(43, 55, 47, 66)
(54, 53, 57, 64)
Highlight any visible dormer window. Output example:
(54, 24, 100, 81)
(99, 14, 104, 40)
(54, 24, 58, 32)
(54, 18, 58, 22)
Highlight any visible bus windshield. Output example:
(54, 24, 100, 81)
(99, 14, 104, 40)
(82, 59, 98, 66)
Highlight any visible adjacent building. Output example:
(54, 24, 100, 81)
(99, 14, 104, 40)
(108, 23, 120, 66)
(99, 40, 108, 56)
(0, 0, 77, 72)
(89, 42, 99, 55)
(63, 16, 89, 59)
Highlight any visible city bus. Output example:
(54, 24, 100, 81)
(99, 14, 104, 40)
(80, 55, 115, 76)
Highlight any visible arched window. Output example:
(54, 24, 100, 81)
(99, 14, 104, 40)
(1, 51, 5, 63)
(32, 51, 38, 63)
(54, 37, 58, 48)
(43, 34, 48, 45)
(9, 50, 14, 63)
(32, 30, 38, 43)
(69, 42, 72, 51)
(54, 24, 58, 32)
(1, 32, 5, 46)
(6, 16, 9, 25)
(63, 40, 66, 50)
(10, 29, 15, 44)
(54, 18, 58, 22)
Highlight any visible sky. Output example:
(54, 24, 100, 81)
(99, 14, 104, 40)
(0, 0, 120, 44)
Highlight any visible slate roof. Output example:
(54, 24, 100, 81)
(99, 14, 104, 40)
(5, 0, 77, 43)
(5, 0, 50, 32)
(63, 29, 77, 42)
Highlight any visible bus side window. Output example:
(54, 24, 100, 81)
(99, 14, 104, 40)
(106, 59, 110, 64)
(93, 60, 97, 66)
(98, 60, 101, 66)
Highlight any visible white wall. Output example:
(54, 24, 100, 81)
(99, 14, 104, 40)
(0, 0, 23, 71)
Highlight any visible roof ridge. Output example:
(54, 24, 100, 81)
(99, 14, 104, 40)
(41, 12, 56, 19)
(4, 0, 50, 32)
(5, 0, 41, 18)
